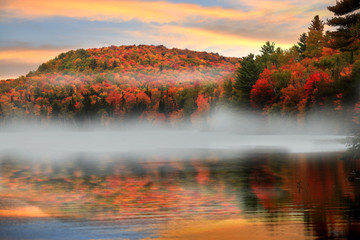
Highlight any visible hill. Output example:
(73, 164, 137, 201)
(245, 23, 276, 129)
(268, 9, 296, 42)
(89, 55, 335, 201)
(0, 45, 239, 125)
(30, 45, 238, 75)
(1, 37, 359, 132)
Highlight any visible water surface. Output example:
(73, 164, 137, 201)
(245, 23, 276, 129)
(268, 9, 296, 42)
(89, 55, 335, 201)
(1, 148, 360, 239)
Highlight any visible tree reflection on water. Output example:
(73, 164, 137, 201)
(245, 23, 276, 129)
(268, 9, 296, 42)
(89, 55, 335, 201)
(1, 151, 360, 239)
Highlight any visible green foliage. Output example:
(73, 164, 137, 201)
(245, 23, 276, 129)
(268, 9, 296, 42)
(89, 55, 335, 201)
(313, 56, 337, 70)
(327, 0, 360, 63)
(183, 97, 196, 119)
(304, 15, 325, 58)
(222, 78, 233, 101)
(234, 54, 262, 108)
(260, 41, 275, 56)
(112, 60, 118, 69)
(51, 100, 62, 117)
(258, 41, 278, 68)
(76, 48, 91, 59)
(89, 59, 97, 70)
(270, 70, 291, 97)
(347, 60, 360, 104)
(296, 33, 307, 58)
(38, 63, 50, 72)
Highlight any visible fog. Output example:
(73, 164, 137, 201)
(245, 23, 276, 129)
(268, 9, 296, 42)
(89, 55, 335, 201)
(0, 109, 348, 161)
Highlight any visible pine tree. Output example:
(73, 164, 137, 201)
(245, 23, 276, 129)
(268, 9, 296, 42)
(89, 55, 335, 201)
(260, 41, 275, 56)
(296, 33, 307, 57)
(234, 54, 262, 108)
(259, 41, 276, 68)
(102, 61, 109, 70)
(327, 0, 360, 63)
(222, 78, 233, 101)
(304, 15, 325, 58)
(89, 59, 97, 70)
(112, 60, 118, 69)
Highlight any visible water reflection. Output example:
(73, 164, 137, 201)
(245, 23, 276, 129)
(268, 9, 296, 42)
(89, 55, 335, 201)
(1, 151, 360, 239)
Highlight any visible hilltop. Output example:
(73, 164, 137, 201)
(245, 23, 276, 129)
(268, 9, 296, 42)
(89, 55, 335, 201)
(29, 45, 239, 76)
(0, 45, 239, 125)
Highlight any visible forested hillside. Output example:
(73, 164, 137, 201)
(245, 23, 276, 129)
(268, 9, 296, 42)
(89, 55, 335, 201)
(0, 45, 238, 126)
(0, 0, 359, 132)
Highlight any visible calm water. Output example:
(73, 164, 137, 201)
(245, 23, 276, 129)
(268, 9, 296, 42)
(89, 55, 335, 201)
(1, 149, 360, 239)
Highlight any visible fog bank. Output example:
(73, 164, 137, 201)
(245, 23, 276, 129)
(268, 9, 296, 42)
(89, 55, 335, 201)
(0, 109, 349, 161)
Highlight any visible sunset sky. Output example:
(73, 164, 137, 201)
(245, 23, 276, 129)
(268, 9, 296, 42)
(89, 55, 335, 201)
(0, 0, 335, 79)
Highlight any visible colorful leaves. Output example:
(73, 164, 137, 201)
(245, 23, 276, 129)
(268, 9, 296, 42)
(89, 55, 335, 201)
(304, 72, 332, 96)
(250, 77, 275, 110)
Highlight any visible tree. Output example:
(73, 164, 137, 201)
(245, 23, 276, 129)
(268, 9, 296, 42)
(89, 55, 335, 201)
(259, 41, 276, 68)
(303, 72, 335, 109)
(234, 54, 262, 108)
(269, 69, 291, 100)
(327, 0, 360, 63)
(113, 60, 118, 69)
(222, 78, 233, 101)
(89, 59, 97, 70)
(51, 100, 62, 118)
(250, 77, 275, 110)
(260, 41, 275, 56)
(280, 85, 304, 115)
(102, 61, 109, 70)
(304, 15, 325, 58)
(296, 33, 307, 58)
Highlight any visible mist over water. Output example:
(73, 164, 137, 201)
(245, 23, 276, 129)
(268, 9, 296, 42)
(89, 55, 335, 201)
(0, 109, 356, 240)
(0, 109, 347, 161)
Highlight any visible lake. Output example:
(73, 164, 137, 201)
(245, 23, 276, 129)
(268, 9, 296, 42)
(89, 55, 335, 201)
(0, 130, 359, 239)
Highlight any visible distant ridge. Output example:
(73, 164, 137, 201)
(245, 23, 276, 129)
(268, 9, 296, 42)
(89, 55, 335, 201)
(28, 45, 239, 76)
(0, 45, 238, 124)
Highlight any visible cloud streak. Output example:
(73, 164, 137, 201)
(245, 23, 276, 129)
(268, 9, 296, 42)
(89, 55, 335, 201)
(146, 25, 294, 57)
(0, 48, 67, 79)
(1, 0, 332, 26)
(1, 0, 262, 23)
(0, 49, 65, 64)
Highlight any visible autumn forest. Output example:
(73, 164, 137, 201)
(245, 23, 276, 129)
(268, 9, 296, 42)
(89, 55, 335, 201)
(0, 1, 359, 134)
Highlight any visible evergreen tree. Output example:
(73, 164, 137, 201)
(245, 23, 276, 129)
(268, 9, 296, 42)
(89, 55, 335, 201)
(260, 41, 275, 56)
(296, 33, 307, 57)
(67, 97, 76, 112)
(304, 15, 325, 58)
(234, 54, 262, 108)
(113, 60, 118, 69)
(259, 41, 276, 68)
(89, 59, 97, 70)
(327, 0, 360, 63)
(51, 100, 62, 118)
(222, 78, 233, 101)
(102, 61, 109, 70)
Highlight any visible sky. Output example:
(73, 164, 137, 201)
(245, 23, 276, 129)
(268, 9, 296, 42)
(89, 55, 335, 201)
(0, 0, 335, 79)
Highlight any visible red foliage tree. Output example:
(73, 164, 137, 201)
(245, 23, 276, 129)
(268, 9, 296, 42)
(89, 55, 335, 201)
(250, 78, 276, 110)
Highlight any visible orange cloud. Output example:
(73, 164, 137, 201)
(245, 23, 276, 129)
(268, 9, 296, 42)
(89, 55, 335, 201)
(0, 49, 67, 79)
(0, 49, 64, 64)
(2, 0, 330, 26)
(1, 0, 333, 52)
(146, 25, 294, 57)
(1, 0, 263, 23)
